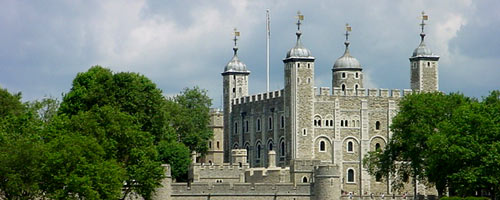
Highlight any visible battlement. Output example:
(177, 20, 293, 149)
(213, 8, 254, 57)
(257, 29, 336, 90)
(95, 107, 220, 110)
(315, 87, 414, 98)
(171, 182, 311, 195)
(192, 162, 249, 171)
(291, 159, 322, 171)
(231, 89, 284, 105)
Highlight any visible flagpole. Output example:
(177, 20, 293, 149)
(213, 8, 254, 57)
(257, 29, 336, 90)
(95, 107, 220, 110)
(266, 9, 270, 92)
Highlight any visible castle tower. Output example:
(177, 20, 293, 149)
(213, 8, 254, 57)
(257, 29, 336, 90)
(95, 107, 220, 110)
(313, 164, 341, 200)
(332, 24, 363, 91)
(283, 11, 315, 161)
(222, 29, 250, 162)
(409, 12, 440, 92)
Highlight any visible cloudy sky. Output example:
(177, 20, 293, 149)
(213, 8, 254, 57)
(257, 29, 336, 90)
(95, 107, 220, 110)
(1, 0, 499, 108)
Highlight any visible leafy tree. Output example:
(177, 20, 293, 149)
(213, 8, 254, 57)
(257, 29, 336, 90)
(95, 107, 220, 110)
(364, 92, 471, 197)
(157, 140, 191, 181)
(168, 87, 213, 154)
(0, 87, 24, 118)
(41, 133, 125, 199)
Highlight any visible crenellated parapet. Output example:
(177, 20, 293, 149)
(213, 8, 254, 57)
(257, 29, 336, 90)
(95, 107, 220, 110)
(315, 87, 415, 98)
(231, 89, 284, 105)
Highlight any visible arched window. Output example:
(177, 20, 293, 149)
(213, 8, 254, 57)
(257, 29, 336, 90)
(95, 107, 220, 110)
(245, 120, 249, 132)
(355, 72, 359, 78)
(256, 118, 261, 131)
(355, 84, 359, 90)
(280, 115, 285, 129)
(342, 72, 346, 78)
(341, 120, 344, 127)
(307, 63, 311, 68)
(345, 120, 348, 127)
(319, 141, 326, 152)
(375, 143, 381, 151)
(209, 141, 212, 149)
(280, 140, 285, 156)
(347, 141, 354, 152)
(347, 169, 355, 183)
(217, 141, 220, 149)
(257, 144, 261, 159)
(302, 176, 308, 183)
(376, 121, 381, 130)
(314, 116, 321, 127)
(268, 117, 273, 130)
(342, 84, 346, 91)
(269, 142, 273, 151)
(233, 143, 238, 149)
(245, 145, 250, 162)
(330, 120, 333, 126)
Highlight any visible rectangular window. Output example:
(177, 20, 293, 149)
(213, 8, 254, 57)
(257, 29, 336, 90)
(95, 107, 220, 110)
(268, 117, 273, 130)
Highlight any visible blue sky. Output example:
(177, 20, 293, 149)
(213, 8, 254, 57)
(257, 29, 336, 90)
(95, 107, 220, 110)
(1, 0, 499, 108)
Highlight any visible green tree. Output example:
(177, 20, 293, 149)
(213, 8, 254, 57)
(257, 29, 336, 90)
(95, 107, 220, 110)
(157, 140, 191, 181)
(0, 87, 24, 118)
(364, 92, 471, 197)
(168, 87, 213, 154)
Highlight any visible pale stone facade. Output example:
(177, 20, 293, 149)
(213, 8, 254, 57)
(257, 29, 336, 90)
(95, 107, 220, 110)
(152, 16, 441, 200)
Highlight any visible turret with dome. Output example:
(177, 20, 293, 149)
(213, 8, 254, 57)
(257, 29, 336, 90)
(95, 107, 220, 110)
(332, 24, 363, 91)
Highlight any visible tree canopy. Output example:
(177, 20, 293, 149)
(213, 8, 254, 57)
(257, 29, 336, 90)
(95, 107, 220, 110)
(0, 66, 215, 199)
(364, 91, 500, 199)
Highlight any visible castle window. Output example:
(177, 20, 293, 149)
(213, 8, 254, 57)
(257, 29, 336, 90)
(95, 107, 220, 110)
(347, 141, 354, 152)
(268, 116, 273, 130)
(375, 173, 382, 182)
(375, 121, 381, 130)
(280, 140, 285, 157)
(256, 118, 261, 132)
(217, 141, 220, 149)
(325, 120, 329, 127)
(347, 169, 355, 183)
(330, 120, 333, 127)
(280, 115, 285, 129)
(345, 120, 348, 127)
(307, 63, 311, 69)
(319, 141, 326, 152)
(352, 120, 355, 127)
(302, 129, 307, 136)
(257, 144, 261, 159)
(233, 143, 238, 149)
(314, 116, 322, 127)
(209, 141, 212, 149)
(245, 120, 249, 132)
(355, 72, 359, 78)
(355, 84, 359, 90)
(342, 72, 346, 78)
(307, 78, 311, 84)
(246, 145, 250, 162)
(302, 176, 308, 183)
(375, 143, 381, 151)
(427, 62, 430, 67)
(341, 120, 344, 127)
(269, 142, 273, 151)
(234, 122, 238, 134)
(233, 88, 236, 93)
(342, 84, 346, 91)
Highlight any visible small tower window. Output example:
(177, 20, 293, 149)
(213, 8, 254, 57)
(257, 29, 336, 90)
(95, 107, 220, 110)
(209, 141, 212, 149)
(257, 144, 261, 159)
(234, 122, 238, 134)
(280, 115, 285, 129)
(217, 141, 220, 149)
(345, 120, 348, 127)
(427, 62, 430, 67)
(342, 84, 346, 91)
(376, 173, 382, 182)
(330, 120, 333, 126)
(347, 141, 354, 152)
(307, 63, 311, 68)
(268, 117, 273, 130)
(376, 121, 381, 130)
(319, 141, 326, 152)
(355, 72, 359, 78)
(342, 72, 346, 78)
(269, 142, 273, 151)
(302, 128, 307, 136)
(280, 140, 285, 156)
(341, 120, 344, 127)
(233, 88, 236, 93)
(307, 78, 311, 84)
(355, 84, 359, 90)
(302, 176, 308, 183)
(375, 143, 381, 151)
(256, 118, 261, 131)
(245, 120, 249, 132)
(246, 145, 250, 162)
(347, 169, 355, 183)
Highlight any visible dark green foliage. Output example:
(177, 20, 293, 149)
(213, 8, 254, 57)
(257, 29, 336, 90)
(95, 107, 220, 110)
(157, 140, 191, 181)
(0, 87, 24, 118)
(364, 91, 500, 199)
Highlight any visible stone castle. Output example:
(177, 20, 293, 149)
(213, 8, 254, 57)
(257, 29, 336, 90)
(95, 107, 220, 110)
(152, 12, 440, 200)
